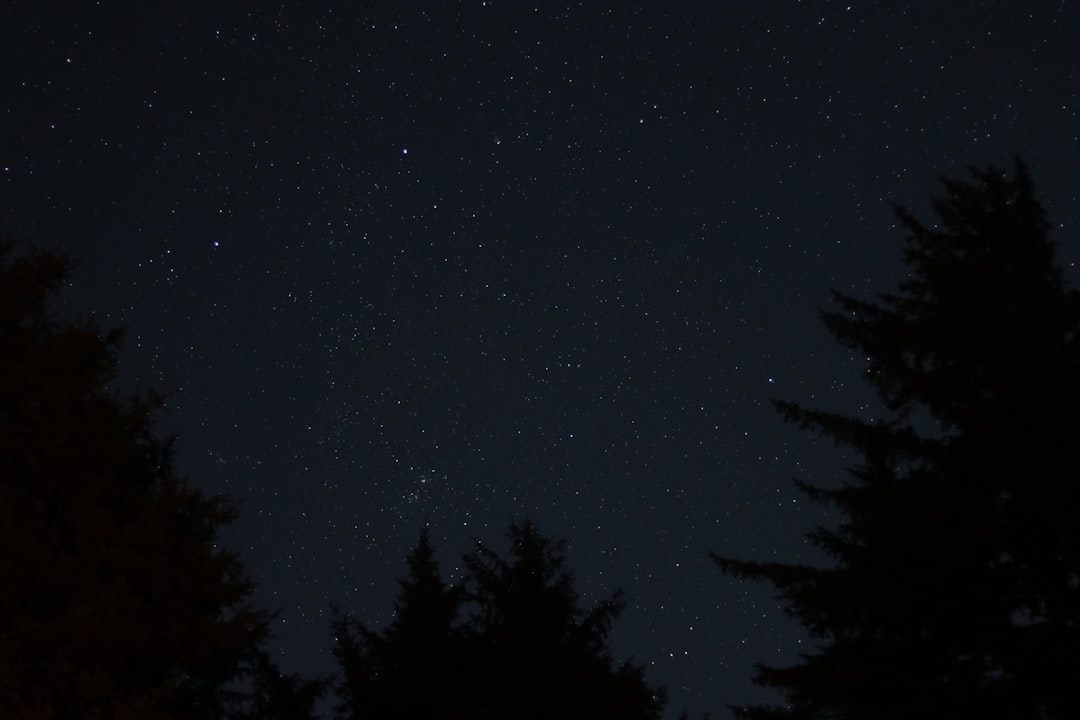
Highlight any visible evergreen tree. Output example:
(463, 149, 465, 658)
(462, 520, 664, 720)
(0, 242, 270, 720)
(231, 649, 327, 720)
(712, 160, 1080, 719)
(332, 521, 665, 720)
(332, 527, 467, 719)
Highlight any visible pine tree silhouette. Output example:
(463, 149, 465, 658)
(0, 242, 270, 720)
(332, 527, 467, 719)
(712, 160, 1080, 720)
(333, 521, 665, 720)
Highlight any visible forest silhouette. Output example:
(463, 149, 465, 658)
(2, 159, 1078, 719)
(332, 522, 665, 719)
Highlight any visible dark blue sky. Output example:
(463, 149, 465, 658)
(3, 2, 1078, 716)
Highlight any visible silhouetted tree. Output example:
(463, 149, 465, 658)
(463, 520, 664, 720)
(333, 521, 665, 720)
(0, 242, 271, 720)
(712, 159, 1080, 719)
(332, 527, 467, 719)
(230, 649, 327, 720)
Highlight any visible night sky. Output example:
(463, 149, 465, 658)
(3, 1, 1079, 716)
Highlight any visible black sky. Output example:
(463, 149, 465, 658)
(3, 1, 1079, 716)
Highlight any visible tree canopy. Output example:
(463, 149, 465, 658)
(0, 242, 272, 720)
(713, 159, 1080, 719)
(331, 527, 467, 719)
(333, 520, 666, 720)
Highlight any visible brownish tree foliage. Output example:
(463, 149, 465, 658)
(0, 242, 270, 720)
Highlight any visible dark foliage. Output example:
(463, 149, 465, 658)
(712, 160, 1080, 719)
(333, 520, 665, 720)
(230, 650, 327, 720)
(331, 527, 466, 719)
(0, 242, 271, 720)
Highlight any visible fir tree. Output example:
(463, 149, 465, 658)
(332, 527, 467, 719)
(0, 241, 270, 720)
(333, 521, 665, 720)
(232, 649, 327, 720)
(712, 160, 1080, 719)
(462, 520, 662, 720)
